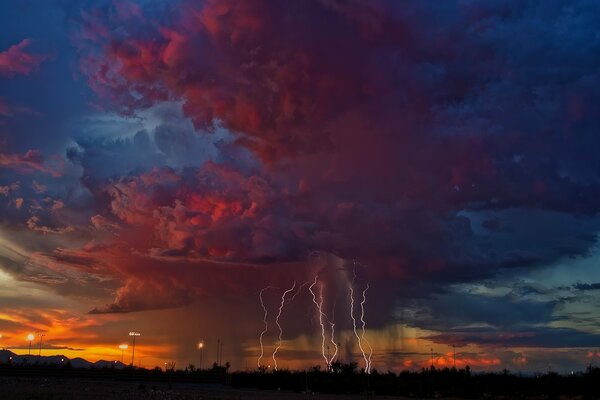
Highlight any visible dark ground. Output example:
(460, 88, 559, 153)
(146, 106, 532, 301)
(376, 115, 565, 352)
(0, 376, 589, 400)
(0, 377, 402, 400)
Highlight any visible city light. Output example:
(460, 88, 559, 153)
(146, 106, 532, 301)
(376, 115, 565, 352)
(198, 340, 205, 370)
(26, 333, 35, 355)
(118, 344, 128, 363)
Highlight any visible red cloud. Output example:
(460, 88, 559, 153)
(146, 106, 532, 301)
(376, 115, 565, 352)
(105, 162, 294, 261)
(64, 0, 600, 323)
(0, 150, 64, 177)
(0, 39, 49, 77)
(78, 0, 415, 162)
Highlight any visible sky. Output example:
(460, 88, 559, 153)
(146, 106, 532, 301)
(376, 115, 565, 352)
(1, 0, 600, 373)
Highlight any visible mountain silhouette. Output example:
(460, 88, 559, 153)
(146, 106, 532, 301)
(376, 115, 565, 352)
(0, 350, 126, 369)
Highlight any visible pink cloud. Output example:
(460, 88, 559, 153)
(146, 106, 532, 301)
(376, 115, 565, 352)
(0, 150, 63, 177)
(0, 39, 49, 77)
(26, 216, 75, 234)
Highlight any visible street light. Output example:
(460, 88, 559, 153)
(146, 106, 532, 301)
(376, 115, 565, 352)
(198, 340, 204, 370)
(119, 344, 128, 363)
(129, 332, 141, 366)
(38, 333, 46, 357)
(26, 334, 35, 355)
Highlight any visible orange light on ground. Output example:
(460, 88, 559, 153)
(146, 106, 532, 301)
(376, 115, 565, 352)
(198, 340, 204, 369)
(26, 333, 35, 355)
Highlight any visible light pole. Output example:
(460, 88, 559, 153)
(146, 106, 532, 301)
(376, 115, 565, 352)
(217, 339, 221, 366)
(430, 348, 434, 369)
(453, 344, 456, 369)
(119, 344, 128, 363)
(198, 341, 204, 370)
(27, 334, 35, 355)
(129, 332, 141, 366)
(38, 333, 46, 357)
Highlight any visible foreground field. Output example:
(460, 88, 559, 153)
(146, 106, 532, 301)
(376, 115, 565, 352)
(3, 376, 595, 400)
(0, 377, 395, 400)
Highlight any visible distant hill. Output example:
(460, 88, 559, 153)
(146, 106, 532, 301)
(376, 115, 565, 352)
(0, 350, 126, 369)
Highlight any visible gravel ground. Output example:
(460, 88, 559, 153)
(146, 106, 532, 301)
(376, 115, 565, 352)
(0, 377, 400, 400)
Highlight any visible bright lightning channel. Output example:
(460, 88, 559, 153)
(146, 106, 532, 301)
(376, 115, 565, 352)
(257, 286, 272, 368)
(272, 281, 297, 371)
(349, 261, 369, 372)
(309, 276, 329, 369)
(360, 282, 373, 373)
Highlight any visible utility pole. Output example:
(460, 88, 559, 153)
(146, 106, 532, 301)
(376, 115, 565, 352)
(216, 338, 220, 366)
(38, 334, 46, 357)
(129, 332, 141, 366)
(430, 348, 434, 369)
(220, 341, 224, 366)
(27, 334, 35, 355)
(453, 344, 456, 369)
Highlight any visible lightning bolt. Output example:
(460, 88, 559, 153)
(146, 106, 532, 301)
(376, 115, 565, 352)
(289, 281, 310, 302)
(360, 283, 373, 373)
(327, 320, 338, 367)
(309, 276, 329, 369)
(272, 281, 297, 371)
(257, 286, 273, 368)
(327, 299, 338, 367)
(349, 261, 369, 372)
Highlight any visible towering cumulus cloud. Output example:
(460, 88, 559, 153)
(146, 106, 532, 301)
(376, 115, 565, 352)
(73, 0, 600, 307)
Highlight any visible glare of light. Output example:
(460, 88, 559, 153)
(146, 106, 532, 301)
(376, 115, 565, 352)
(119, 344, 129, 350)
(129, 332, 141, 336)
(27, 333, 35, 341)
(198, 341, 204, 349)
(0, 333, 3, 339)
